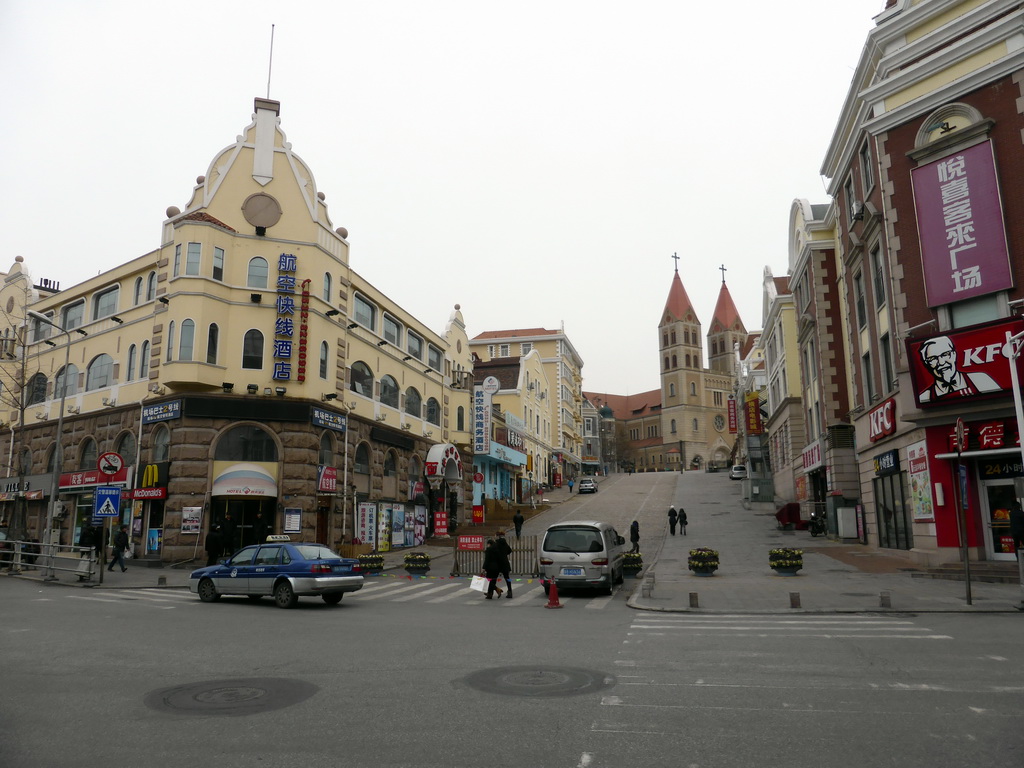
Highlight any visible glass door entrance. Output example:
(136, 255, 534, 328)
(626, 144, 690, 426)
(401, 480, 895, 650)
(981, 481, 1017, 561)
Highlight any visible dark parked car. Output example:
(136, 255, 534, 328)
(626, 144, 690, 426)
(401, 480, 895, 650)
(189, 536, 363, 608)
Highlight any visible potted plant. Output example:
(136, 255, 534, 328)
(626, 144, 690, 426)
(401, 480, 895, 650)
(403, 551, 431, 572)
(769, 547, 803, 575)
(358, 553, 384, 573)
(623, 551, 643, 576)
(687, 547, 719, 576)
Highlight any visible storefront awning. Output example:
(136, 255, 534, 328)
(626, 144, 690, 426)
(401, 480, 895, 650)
(211, 462, 278, 497)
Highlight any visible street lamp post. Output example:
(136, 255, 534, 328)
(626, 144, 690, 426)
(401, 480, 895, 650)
(27, 311, 71, 581)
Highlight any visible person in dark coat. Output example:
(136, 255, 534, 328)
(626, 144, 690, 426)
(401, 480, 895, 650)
(221, 512, 237, 553)
(107, 525, 129, 573)
(252, 511, 270, 544)
(512, 510, 525, 539)
(205, 525, 226, 566)
(629, 520, 640, 554)
(481, 539, 504, 599)
(494, 530, 513, 598)
(1009, 502, 1024, 558)
(668, 506, 678, 536)
(679, 507, 688, 536)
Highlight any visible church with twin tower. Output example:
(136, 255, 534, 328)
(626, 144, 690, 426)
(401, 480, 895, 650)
(586, 258, 748, 472)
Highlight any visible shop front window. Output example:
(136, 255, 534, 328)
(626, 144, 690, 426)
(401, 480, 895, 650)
(873, 473, 912, 550)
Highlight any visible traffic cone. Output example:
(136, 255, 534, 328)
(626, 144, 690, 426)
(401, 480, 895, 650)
(544, 580, 563, 609)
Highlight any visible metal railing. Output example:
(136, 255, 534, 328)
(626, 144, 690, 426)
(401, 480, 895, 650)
(1, 539, 97, 581)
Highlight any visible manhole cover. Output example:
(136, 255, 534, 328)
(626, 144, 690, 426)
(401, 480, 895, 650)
(462, 666, 614, 698)
(144, 678, 318, 717)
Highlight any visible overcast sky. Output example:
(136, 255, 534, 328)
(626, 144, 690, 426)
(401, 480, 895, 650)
(1, 0, 885, 394)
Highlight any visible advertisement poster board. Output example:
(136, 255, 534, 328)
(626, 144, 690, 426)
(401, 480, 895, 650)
(377, 504, 391, 552)
(356, 502, 376, 549)
(391, 505, 405, 548)
(413, 506, 426, 546)
(907, 440, 935, 522)
(181, 506, 202, 535)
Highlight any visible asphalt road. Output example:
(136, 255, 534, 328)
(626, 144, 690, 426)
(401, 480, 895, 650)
(3, 473, 1023, 768)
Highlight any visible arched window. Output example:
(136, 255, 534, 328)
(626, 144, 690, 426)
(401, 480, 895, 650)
(685, 354, 691, 367)
(127, 345, 137, 381)
(133, 277, 143, 306)
(671, 419, 677, 434)
(350, 361, 374, 397)
(25, 373, 47, 406)
(671, 355, 677, 368)
(669, 383, 675, 397)
(146, 271, 157, 301)
(690, 382, 697, 396)
(242, 330, 264, 369)
(323, 272, 332, 302)
(79, 438, 97, 471)
(152, 425, 170, 462)
(214, 424, 278, 462)
(426, 397, 441, 426)
(457, 405, 465, 431)
(692, 418, 699, 432)
(319, 433, 333, 466)
(86, 354, 114, 390)
(671, 331, 676, 344)
(663, 357, 669, 371)
(55, 364, 79, 397)
(383, 451, 397, 477)
(140, 340, 150, 379)
(166, 321, 176, 362)
(379, 375, 399, 408)
(46, 445, 57, 472)
(404, 387, 421, 418)
(207, 324, 219, 364)
(247, 257, 269, 289)
(319, 341, 329, 380)
(117, 433, 137, 468)
(178, 319, 195, 362)
(354, 444, 370, 474)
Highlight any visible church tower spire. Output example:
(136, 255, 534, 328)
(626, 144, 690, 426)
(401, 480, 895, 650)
(707, 265, 747, 375)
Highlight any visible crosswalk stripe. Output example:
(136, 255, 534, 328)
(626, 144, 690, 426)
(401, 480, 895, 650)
(354, 583, 425, 600)
(391, 583, 463, 601)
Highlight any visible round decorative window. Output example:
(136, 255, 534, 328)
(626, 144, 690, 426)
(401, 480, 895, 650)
(714, 415, 725, 431)
(5, 297, 13, 313)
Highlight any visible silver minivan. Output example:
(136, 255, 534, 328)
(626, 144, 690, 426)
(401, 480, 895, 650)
(539, 520, 625, 595)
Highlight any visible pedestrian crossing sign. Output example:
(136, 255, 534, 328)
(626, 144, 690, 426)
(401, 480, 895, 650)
(94, 486, 121, 518)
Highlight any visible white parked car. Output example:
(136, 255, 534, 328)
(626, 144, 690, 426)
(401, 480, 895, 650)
(729, 465, 748, 480)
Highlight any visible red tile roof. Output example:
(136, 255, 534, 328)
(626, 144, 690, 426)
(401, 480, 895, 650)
(663, 272, 695, 321)
(176, 211, 237, 232)
(584, 390, 662, 419)
(471, 328, 557, 340)
(711, 282, 744, 331)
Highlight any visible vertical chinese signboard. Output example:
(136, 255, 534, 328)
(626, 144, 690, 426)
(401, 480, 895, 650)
(744, 392, 763, 435)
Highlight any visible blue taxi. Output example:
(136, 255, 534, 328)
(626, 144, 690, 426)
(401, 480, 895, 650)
(189, 536, 364, 608)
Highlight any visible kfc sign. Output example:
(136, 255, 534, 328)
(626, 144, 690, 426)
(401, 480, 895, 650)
(905, 317, 1024, 408)
(868, 398, 897, 442)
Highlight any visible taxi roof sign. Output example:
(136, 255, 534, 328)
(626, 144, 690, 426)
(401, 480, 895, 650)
(266, 534, 291, 542)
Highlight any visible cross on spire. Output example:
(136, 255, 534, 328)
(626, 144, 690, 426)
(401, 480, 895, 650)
(719, 264, 727, 284)
(671, 252, 680, 273)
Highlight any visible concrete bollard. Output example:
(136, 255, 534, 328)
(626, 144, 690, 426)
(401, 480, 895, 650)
(789, 592, 801, 609)
(640, 578, 653, 599)
(689, 592, 699, 608)
(157, 576, 167, 586)
(880, 590, 891, 608)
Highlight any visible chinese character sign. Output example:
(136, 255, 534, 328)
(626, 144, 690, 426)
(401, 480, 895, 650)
(911, 141, 1012, 307)
(744, 392, 762, 435)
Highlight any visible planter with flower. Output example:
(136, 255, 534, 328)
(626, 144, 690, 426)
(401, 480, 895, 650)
(769, 547, 803, 576)
(358, 553, 384, 573)
(687, 547, 719, 576)
(623, 552, 643, 576)
(403, 551, 431, 573)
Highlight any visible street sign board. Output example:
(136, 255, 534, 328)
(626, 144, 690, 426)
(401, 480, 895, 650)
(98, 452, 124, 476)
(94, 486, 122, 518)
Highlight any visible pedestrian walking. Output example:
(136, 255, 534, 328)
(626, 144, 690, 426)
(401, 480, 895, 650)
(1010, 502, 1024, 559)
(107, 525, 129, 573)
(668, 506, 678, 536)
(222, 512, 237, 553)
(205, 524, 225, 566)
(494, 530, 513, 598)
(568, 479, 574, 494)
(481, 538, 504, 599)
(629, 520, 640, 554)
(679, 507, 688, 535)
(512, 510, 525, 539)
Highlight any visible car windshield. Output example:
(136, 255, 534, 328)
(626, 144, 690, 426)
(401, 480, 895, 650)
(228, 548, 257, 566)
(544, 528, 602, 553)
(294, 544, 342, 561)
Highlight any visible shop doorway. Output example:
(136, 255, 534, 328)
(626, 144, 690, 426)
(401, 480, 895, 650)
(980, 480, 1017, 562)
(212, 497, 276, 552)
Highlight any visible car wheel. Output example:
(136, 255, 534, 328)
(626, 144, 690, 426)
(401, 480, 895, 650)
(197, 578, 220, 603)
(322, 593, 343, 605)
(273, 581, 298, 609)
(614, 567, 624, 585)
